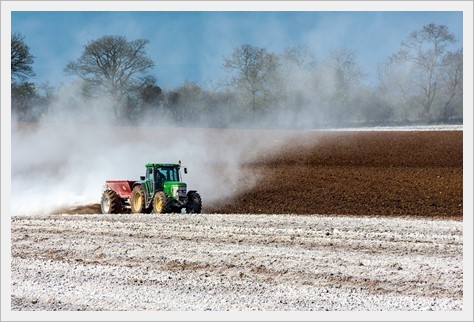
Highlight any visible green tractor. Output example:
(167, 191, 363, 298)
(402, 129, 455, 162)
(101, 162, 202, 214)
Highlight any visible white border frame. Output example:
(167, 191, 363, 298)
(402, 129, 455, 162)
(1, 1, 472, 321)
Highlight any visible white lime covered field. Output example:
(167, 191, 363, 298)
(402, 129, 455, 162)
(11, 213, 463, 311)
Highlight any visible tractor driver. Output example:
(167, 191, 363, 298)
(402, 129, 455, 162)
(156, 169, 166, 183)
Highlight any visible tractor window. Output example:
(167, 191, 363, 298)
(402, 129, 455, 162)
(157, 167, 179, 182)
(156, 170, 166, 183)
(146, 168, 153, 181)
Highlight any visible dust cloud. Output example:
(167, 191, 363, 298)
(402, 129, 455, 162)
(11, 82, 296, 215)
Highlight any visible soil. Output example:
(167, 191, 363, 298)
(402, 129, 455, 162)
(63, 130, 463, 219)
(11, 213, 463, 311)
(207, 131, 463, 218)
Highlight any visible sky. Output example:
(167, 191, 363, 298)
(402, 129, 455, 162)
(10, 5, 463, 90)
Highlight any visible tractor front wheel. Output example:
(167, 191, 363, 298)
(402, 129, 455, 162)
(101, 190, 122, 214)
(152, 191, 170, 214)
(186, 191, 202, 214)
(131, 186, 147, 213)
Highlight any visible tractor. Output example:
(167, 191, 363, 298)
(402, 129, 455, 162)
(100, 161, 202, 214)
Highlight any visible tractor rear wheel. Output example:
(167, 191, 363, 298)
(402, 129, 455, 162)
(131, 185, 147, 213)
(152, 191, 170, 214)
(101, 190, 122, 214)
(186, 191, 202, 214)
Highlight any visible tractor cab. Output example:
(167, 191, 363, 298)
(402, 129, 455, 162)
(143, 163, 182, 190)
(141, 163, 187, 201)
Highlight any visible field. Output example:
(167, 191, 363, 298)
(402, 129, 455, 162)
(9, 126, 464, 313)
(11, 213, 462, 311)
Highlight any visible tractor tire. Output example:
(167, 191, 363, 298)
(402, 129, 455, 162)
(131, 185, 147, 214)
(186, 191, 202, 214)
(152, 191, 170, 214)
(101, 190, 122, 214)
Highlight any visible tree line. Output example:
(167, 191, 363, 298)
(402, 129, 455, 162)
(11, 23, 463, 128)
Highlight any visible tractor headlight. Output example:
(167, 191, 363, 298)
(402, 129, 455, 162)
(173, 186, 187, 199)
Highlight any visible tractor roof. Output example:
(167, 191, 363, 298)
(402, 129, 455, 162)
(145, 162, 180, 168)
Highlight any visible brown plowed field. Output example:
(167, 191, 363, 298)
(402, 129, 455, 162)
(206, 131, 463, 218)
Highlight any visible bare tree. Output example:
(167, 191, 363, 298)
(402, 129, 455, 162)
(11, 32, 40, 120)
(319, 48, 363, 123)
(326, 48, 363, 88)
(11, 32, 35, 83)
(394, 23, 456, 120)
(65, 35, 155, 120)
(377, 58, 417, 121)
(224, 44, 279, 118)
(278, 45, 317, 127)
(439, 48, 463, 121)
(281, 45, 316, 71)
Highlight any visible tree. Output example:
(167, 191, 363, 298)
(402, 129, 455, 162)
(11, 32, 40, 120)
(65, 35, 155, 120)
(11, 32, 35, 83)
(277, 46, 317, 127)
(11, 82, 36, 120)
(326, 48, 362, 86)
(377, 58, 417, 121)
(163, 81, 206, 123)
(438, 48, 463, 121)
(282, 45, 316, 71)
(394, 23, 456, 120)
(141, 84, 163, 106)
(224, 44, 279, 118)
(318, 48, 363, 123)
(354, 86, 394, 124)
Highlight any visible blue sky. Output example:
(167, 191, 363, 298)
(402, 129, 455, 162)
(12, 10, 463, 89)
